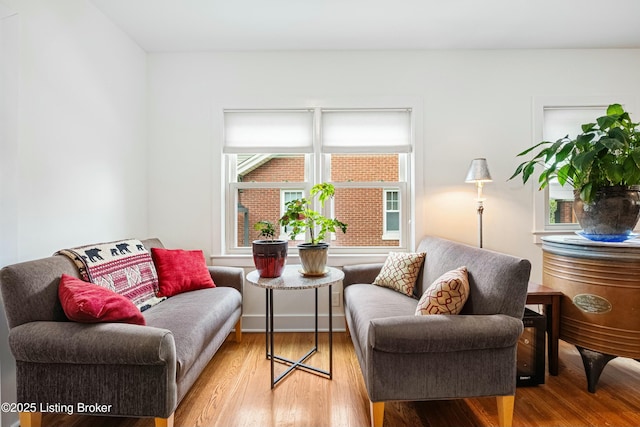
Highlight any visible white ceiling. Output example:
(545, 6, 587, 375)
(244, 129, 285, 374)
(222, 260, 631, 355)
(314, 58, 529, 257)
(89, 0, 640, 52)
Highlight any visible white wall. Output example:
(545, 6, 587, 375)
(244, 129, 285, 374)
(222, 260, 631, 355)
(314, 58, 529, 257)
(147, 49, 640, 330)
(2, 0, 148, 262)
(0, 1, 147, 425)
(0, 2, 18, 424)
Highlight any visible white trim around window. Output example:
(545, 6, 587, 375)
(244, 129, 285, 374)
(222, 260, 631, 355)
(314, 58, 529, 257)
(531, 95, 638, 243)
(219, 99, 420, 256)
(382, 188, 400, 240)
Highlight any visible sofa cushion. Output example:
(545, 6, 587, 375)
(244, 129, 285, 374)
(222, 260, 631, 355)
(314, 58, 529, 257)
(344, 283, 418, 362)
(373, 252, 426, 296)
(143, 286, 241, 381)
(151, 248, 216, 297)
(415, 266, 469, 315)
(344, 282, 521, 355)
(58, 274, 146, 325)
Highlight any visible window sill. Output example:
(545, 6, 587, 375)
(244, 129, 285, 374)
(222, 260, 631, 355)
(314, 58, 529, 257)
(210, 253, 389, 268)
(532, 229, 579, 244)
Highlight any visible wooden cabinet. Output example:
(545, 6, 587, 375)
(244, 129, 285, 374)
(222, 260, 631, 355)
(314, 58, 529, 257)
(541, 235, 640, 392)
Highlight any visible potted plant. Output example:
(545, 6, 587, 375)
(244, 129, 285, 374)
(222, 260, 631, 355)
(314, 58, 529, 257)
(279, 182, 348, 275)
(510, 103, 640, 240)
(252, 220, 288, 278)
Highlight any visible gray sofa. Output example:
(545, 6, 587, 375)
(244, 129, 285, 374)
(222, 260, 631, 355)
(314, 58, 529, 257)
(343, 236, 531, 427)
(0, 238, 243, 427)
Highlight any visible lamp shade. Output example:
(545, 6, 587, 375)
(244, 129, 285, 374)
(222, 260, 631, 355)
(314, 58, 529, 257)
(465, 158, 492, 183)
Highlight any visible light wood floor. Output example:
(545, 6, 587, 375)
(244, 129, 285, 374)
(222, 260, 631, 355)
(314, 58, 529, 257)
(43, 332, 640, 427)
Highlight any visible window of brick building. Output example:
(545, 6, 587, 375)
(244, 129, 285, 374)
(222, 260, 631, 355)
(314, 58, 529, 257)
(533, 103, 608, 233)
(223, 107, 413, 254)
(384, 190, 400, 240)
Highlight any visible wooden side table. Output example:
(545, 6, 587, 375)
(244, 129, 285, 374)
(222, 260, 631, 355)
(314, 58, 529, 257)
(526, 282, 562, 376)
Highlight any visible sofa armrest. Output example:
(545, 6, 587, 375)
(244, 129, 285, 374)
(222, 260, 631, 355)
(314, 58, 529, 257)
(342, 263, 384, 287)
(209, 266, 244, 294)
(9, 321, 175, 365)
(369, 314, 523, 354)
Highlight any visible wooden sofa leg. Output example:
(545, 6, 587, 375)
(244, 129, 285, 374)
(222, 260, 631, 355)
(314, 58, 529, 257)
(369, 401, 384, 427)
(496, 395, 515, 427)
(235, 317, 242, 342)
(155, 413, 175, 427)
(19, 412, 42, 427)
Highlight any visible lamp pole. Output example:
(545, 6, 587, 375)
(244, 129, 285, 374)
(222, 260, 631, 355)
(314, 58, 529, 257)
(465, 158, 492, 249)
(476, 182, 485, 248)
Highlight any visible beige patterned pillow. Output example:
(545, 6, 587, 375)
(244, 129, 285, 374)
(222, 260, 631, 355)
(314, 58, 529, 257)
(373, 252, 426, 296)
(415, 266, 469, 315)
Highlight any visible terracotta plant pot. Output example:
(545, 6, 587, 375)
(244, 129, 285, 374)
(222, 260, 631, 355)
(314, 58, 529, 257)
(252, 240, 288, 278)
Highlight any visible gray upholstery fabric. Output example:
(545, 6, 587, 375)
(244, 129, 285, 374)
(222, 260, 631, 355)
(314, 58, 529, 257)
(343, 235, 531, 404)
(0, 238, 243, 419)
(0, 255, 79, 328)
(416, 236, 530, 319)
(9, 321, 174, 365)
(143, 287, 242, 382)
(342, 263, 384, 290)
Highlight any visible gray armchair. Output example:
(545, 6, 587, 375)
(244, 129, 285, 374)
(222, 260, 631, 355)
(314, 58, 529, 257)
(343, 236, 531, 427)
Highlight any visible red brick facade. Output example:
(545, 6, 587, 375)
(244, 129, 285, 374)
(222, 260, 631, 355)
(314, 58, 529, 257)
(555, 200, 577, 224)
(237, 154, 400, 247)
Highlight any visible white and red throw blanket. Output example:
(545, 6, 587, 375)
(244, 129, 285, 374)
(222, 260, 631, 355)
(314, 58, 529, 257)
(57, 239, 165, 311)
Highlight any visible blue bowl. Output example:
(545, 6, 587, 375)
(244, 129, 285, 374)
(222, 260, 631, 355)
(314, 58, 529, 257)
(576, 231, 639, 242)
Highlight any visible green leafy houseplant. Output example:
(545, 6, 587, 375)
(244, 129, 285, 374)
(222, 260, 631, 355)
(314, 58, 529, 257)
(509, 103, 640, 204)
(279, 183, 348, 275)
(279, 182, 348, 244)
(253, 220, 277, 240)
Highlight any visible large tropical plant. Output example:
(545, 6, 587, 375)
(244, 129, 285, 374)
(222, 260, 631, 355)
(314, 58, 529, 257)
(509, 104, 640, 203)
(279, 182, 348, 245)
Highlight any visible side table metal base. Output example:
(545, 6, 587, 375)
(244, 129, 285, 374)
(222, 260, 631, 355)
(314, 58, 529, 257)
(266, 286, 333, 388)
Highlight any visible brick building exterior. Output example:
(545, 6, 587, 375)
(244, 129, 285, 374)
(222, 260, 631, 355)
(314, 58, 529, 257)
(237, 154, 400, 247)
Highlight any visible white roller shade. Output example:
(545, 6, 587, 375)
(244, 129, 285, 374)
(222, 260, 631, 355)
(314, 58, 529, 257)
(543, 106, 607, 141)
(223, 110, 313, 154)
(321, 109, 412, 153)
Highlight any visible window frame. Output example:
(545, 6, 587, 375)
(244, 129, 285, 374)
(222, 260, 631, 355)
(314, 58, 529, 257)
(531, 96, 637, 242)
(222, 103, 417, 255)
(280, 189, 305, 240)
(382, 188, 401, 240)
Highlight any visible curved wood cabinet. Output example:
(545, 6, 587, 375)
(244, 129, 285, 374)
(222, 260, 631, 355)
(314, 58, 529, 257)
(541, 235, 640, 392)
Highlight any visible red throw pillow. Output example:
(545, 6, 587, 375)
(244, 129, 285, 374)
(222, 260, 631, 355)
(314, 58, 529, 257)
(58, 274, 146, 325)
(151, 248, 216, 297)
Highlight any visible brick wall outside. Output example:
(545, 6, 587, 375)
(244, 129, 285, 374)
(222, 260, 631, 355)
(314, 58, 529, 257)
(237, 154, 400, 247)
(556, 200, 576, 224)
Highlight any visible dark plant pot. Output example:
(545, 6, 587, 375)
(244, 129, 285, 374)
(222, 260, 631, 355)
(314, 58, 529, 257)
(573, 186, 640, 239)
(252, 240, 288, 278)
(297, 242, 329, 276)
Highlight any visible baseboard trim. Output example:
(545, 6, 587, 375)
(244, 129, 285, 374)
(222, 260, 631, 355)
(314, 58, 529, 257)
(240, 314, 346, 332)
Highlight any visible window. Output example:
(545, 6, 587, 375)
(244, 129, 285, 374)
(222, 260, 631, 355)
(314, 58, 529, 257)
(223, 107, 413, 254)
(281, 189, 304, 240)
(543, 106, 606, 226)
(383, 190, 400, 240)
(531, 97, 629, 237)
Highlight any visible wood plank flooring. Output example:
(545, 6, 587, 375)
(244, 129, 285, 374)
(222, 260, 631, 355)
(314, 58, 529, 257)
(42, 332, 640, 427)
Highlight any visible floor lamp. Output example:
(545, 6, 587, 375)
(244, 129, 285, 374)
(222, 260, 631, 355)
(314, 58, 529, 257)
(465, 158, 492, 248)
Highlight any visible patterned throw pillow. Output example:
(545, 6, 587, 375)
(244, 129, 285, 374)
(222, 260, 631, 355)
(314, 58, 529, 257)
(373, 252, 426, 296)
(57, 239, 162, 311)
(415, 266, 469, 315)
